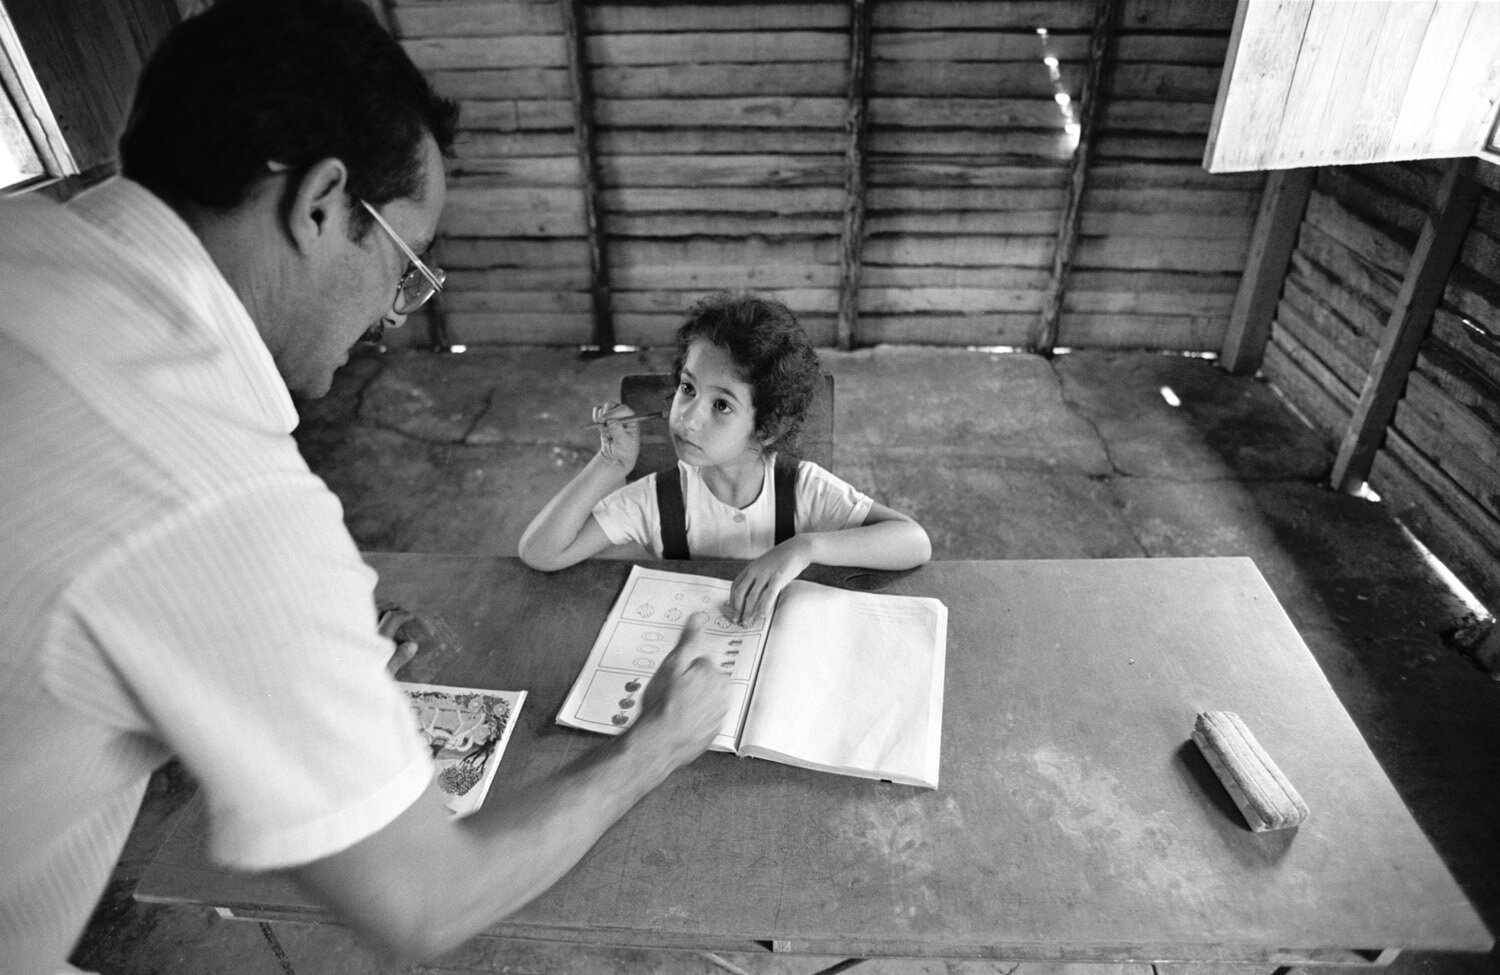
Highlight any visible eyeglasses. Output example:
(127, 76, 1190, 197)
(360, 200, 446, 317)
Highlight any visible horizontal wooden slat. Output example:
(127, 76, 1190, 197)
(1429, 307, 1500, 395)
(875, 2, 1092, 32)
(1262, 333, 1354, 451)
(1112, 33, 1229, 64)
(434, 238, 592, 269)
(1292, 220, 1403, 311)
(1094, 133, 1211, 161)
(1083, 187, 1262, 215)
(445, 155, 582, 186)
(856, 287, 1044, 314)
(1074, 236, 1249, 272)
(1275, 291, 1374, 394)
(865, 211, 1061, 235)
(600, 187, 845, 213)
(599, 154, 845, 188)
(610, 288, 837, 314)
(1416, 338, 1500, 431)
(404, 36, 566, 70)
(610, 265, 838, 291)
(445, 267, 593, 291)
(848, 313, 1032, 346)
(873, 33, 1090, 63)
(613, 237, 839, 266)
(442, 290, 594, 313)
(445, 312, 595, 345)
(859, 266, 1052, 289)
(455, 132, 577, 158)
(429, 68, 570, 101)
(459, 99, 574, 131)
(1061, 291, 1235, 315)
(1078, 210, 1255, 239)
(1117, 0, 1237, 33)
(866, 186, 1065, 210)
(1108, 63, 1225, 102)
(606, 214, 841, 236)
(1088, 163, 1264, 190)
(863, 236, 1054, 267)
(866, 160, 1068, 188)
(1100, 100, 1216, 134)
(586, 5, 848, 33)
(1056, 313, 1224, 350)
(869, 97, 1077, 129)
(591, 32, 846, 65)
(1371, 446, 1500, 612)
(592, 63, 846, 99)
(392, 2, 560, 38)
(597, 97, 845, 129)
(1316, 168, 1427, 239)
(870, 62, 1083, 99)
(614, 313, 840, 347)
(1392, 378, 1500, 520)
(867, 129, 1074, 158)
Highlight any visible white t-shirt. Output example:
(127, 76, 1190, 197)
(0, 179, 432, 972)
(592, 456, 874, 559)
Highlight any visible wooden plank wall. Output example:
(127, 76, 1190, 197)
(1260, 159, 1500, 610)
(398, 0, 1262, 351)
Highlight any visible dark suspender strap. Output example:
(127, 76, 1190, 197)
(773, 454, 797, 546)
(654, 466, 690, 560)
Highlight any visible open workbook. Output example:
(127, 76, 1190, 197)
(557, 565, 947, 788)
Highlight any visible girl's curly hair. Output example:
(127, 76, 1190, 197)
(672, 292, 822, 452)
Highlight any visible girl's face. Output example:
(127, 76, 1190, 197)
(670, 338, 764, 469)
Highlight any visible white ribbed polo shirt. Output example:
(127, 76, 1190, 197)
(0, 179, 432, 973)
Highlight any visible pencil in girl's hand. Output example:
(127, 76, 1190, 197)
(579, 410, 668, 430)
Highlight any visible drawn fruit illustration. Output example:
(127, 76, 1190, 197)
(624, 680, 642, 692)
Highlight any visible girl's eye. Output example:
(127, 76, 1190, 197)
(677, 381, 694, 397)
(713, 399, 732, 414)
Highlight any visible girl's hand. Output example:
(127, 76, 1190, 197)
(729, 537, 813, 625)
(592, 402, 641, 471)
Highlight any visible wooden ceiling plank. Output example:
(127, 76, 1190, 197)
(1331, 157, 1483, 494)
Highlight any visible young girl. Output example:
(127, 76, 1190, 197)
(518, 291, 931, 624)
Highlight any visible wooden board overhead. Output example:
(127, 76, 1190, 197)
(1205, 0, 1500, 173)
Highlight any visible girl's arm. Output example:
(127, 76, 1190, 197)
(728, 502, 931, 623)
(518, 405, 639, 571)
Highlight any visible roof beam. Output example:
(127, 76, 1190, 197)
(836, 0, 874, 351)
(1034, 0, 1117, 355)
(1220, 167, 1315, 374)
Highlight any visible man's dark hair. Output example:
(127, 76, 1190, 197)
(120, 0, 458, 236)
(672, 292, 823, 449)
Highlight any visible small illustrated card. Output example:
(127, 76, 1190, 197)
(556, 566, 768, 751)
(401, 682, 527, 818)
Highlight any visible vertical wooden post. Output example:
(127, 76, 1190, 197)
(1033, 0, 1116, 355)
(1330, 157, 1482, 494)
(561, 0, 615, 350)
(835, 0, 873, 351)
(1220, 167, 1314, 374)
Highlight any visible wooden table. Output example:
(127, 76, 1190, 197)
(137, 555, 1494, 966)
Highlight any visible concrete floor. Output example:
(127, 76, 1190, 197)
(70, 345, 1500, 975)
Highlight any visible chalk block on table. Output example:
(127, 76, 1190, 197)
(1192, 710, 1309, 832)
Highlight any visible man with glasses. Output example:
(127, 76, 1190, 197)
(0, 0, 731, 969)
